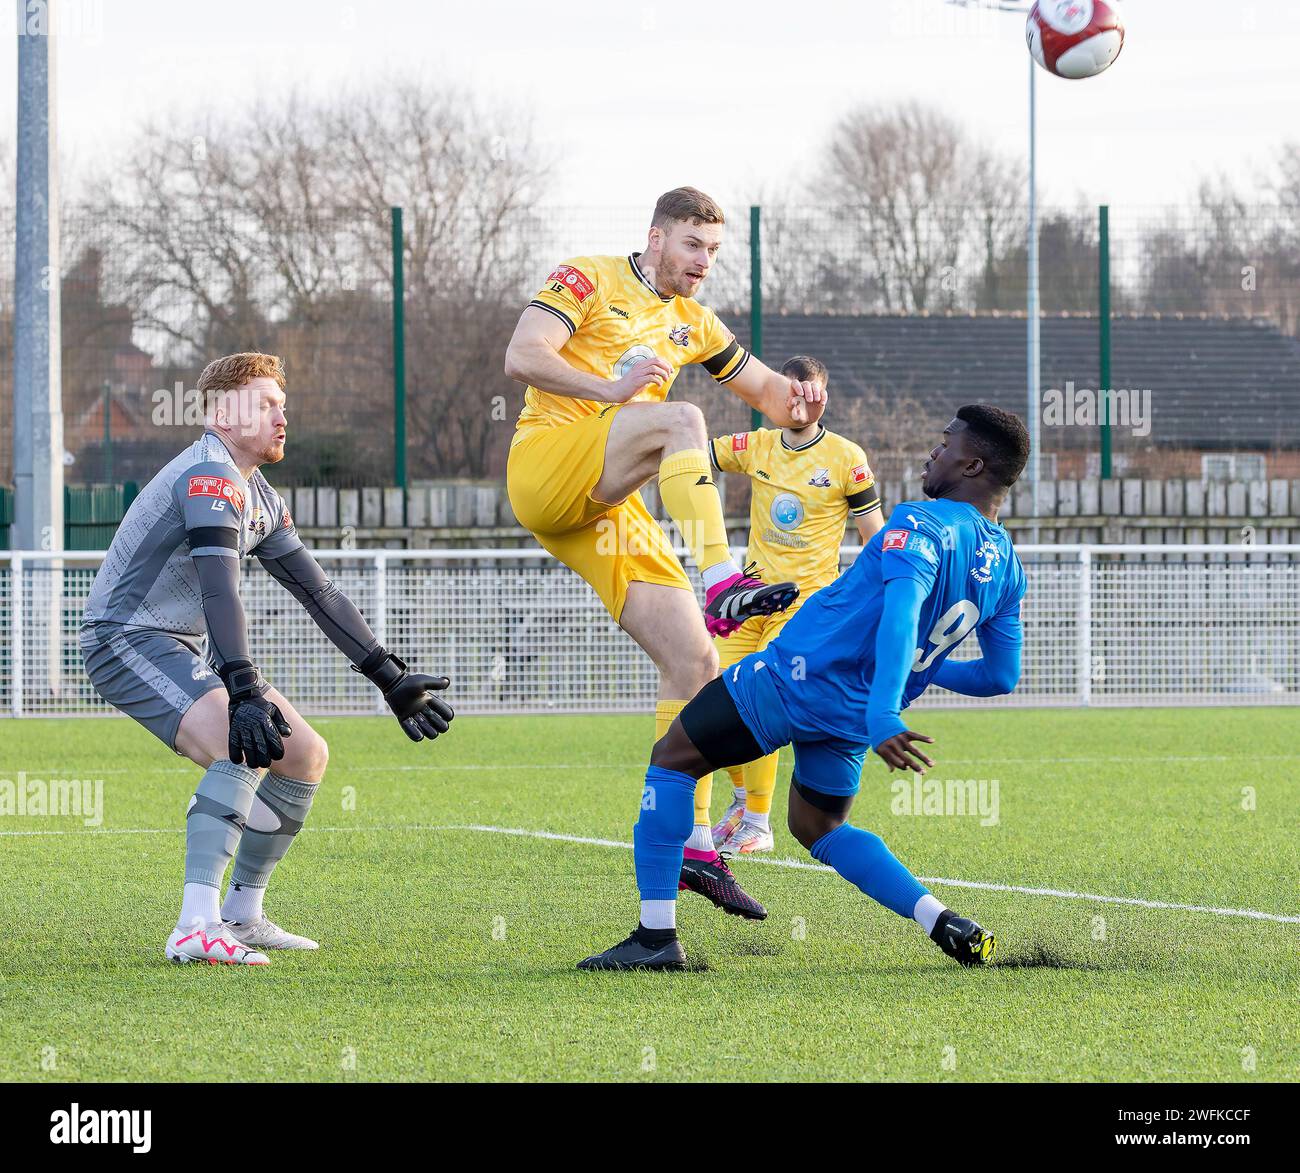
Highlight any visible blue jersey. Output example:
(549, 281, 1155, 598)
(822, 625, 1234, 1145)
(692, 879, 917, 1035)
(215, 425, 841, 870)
(761, 498, 1027, 744)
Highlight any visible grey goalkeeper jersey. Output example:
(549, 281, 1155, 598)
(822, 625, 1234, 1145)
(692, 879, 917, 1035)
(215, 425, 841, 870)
(82, 431, 301, 637)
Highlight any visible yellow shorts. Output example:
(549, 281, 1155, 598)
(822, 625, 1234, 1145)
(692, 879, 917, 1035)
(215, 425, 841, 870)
(714, 598, 804, 669)
(507, 408, 691, 622)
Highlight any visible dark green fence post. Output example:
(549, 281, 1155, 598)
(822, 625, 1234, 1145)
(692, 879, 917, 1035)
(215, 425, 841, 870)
(749, 205, 762, 431)
(391, 206, 408, 508)
(102, 379, 113, 484)
(1099, 204, 1112, 479)
(0, 487, 12, 550)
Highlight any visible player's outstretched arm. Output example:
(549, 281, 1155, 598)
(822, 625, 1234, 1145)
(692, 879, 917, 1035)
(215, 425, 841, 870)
(931, 610, 1023, 698)
(179, 462, 292, 767)
(355, 648, 454, 744)
(257, 545, 454, 743)
(854, 508, 885, 545)
(504, 306, 671, 404)
(721, 353, 827, 429)
(867, 576, 936, 773)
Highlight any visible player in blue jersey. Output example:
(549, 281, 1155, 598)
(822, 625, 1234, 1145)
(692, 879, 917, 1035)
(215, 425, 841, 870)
(578, 404, 1030, 971)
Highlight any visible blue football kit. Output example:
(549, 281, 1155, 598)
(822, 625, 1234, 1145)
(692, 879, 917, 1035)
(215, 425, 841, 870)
(722, 498, 1027, 797)
(625, 494, 1026, 939)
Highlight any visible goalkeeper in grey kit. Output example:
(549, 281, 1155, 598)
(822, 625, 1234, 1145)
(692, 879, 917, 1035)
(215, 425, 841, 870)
(79, 352, 453, 966)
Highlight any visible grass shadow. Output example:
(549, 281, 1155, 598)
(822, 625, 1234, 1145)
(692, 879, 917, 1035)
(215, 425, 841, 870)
(992, 943, 1113, 971)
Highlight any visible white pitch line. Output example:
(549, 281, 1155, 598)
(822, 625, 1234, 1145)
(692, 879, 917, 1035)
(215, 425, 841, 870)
(0, 826, 173, 837)
(4, 819, 1296, 925)
(0, 764, 641, 777)
(442, 824, 1300, 924)
(6, 764, 643, 776)
(8, 752, 1300, 777)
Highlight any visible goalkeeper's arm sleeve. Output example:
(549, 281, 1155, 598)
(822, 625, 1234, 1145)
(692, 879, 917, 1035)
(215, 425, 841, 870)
(865, 576, 928, 750)
(257, 545, 382, 668)
(192, 552, 253, 670)
(931, 609, 1023, 698)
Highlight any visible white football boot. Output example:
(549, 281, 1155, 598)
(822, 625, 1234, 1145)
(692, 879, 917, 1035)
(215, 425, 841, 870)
(223, 915, 319, 951)
(710, 797, 746, 850)
(166, 921, 270, 966)
(717, 820, 775, 857)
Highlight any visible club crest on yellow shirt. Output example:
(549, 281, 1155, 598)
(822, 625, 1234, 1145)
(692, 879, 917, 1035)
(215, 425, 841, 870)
(614, 345, 658, 379)
(668, 324, 692, 347)
(770, 492, 805, 532)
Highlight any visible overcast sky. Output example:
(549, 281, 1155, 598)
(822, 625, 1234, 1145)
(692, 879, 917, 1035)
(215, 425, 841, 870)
(2, 0, 1296, 213)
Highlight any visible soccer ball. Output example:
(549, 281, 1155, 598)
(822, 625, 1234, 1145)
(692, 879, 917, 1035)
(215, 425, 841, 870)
(1026, 0, 1125, 80)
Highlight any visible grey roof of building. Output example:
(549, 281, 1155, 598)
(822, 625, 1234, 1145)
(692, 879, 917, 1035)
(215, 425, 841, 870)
(720, 314, 1298, 449)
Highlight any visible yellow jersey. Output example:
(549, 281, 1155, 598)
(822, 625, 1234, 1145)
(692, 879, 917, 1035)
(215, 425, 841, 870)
(515, 253, 750, 435)
(710, 426, 881, 591)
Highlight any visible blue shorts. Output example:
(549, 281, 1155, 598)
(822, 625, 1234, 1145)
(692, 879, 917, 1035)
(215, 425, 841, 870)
(722, 652, 870, 798)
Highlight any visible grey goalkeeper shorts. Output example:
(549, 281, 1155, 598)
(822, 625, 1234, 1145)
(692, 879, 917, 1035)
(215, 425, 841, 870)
(80, 624, 225, 751)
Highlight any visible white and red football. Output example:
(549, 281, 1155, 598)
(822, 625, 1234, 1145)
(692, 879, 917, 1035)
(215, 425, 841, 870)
(1026, 0, 1125, 80)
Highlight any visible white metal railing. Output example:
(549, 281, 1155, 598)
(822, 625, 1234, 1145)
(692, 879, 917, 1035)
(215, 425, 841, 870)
(2, 546, 1298, 718)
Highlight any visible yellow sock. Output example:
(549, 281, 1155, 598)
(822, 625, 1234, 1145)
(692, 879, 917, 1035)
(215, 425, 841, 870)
(694, 776, 714, 826)
(726, 764, 745, 796)
(658, 449, 732, 576)
(654, 699, 686, 745)
(655, 699, 713, 828)
(741, 751, 779, 816)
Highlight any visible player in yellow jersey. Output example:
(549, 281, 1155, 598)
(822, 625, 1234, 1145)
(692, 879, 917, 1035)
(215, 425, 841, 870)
(504, 187, 825, 925)
(697, 356, 884, 856)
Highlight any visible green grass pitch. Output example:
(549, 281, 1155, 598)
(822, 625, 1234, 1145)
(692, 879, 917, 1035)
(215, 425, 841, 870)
(0, 707, 1296, 1082)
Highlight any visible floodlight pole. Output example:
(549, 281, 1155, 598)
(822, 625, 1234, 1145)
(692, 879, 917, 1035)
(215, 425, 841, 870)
(14, 12, 64, 699)
(14, 13, 64, 553)
(1026, 54, 1041, 533)
(947, 1, 1041, 530)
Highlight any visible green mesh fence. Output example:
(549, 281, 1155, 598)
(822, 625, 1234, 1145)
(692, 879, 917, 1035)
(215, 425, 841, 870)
(1, 202, 1296, 493)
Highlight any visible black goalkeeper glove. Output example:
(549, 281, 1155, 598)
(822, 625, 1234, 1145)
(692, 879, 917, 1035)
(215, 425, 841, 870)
(217, 659, 292, 768)
(356, 649, 454, 743)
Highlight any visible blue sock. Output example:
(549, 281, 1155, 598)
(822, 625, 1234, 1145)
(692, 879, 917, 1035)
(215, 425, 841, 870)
(633, 766, 697, 901)
(810, 823, 927, 918)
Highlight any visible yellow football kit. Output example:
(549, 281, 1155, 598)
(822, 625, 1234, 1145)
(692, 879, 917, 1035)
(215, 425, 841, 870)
(507, 253, 750, 621)
(711, 425, 879, 593)
(697, 425, 881, 825)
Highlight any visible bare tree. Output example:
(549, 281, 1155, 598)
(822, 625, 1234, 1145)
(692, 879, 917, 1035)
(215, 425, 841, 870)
(1265, 141, 1300, 208)
(1260, 142, 1300, 333)
(967, 151, 1028, 311)
(0, 133, 13, 199)
(322, 83, 550, 477)
(739, 194, 887, 315)
(832, 384, 952, 485)
(823, 102, 1027, 313)
(1135, 147, 1300, 333)
(1035, 207, 1097, 312)
(89, 81, 550, 480)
